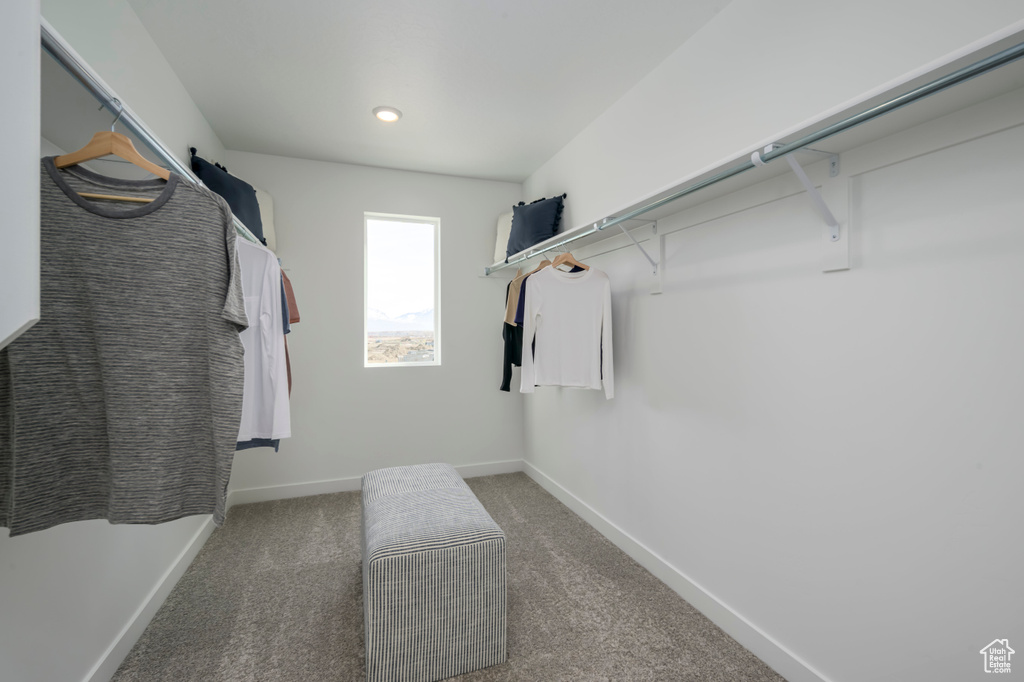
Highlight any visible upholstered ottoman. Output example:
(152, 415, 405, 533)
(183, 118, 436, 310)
(361, 463, 507, 682)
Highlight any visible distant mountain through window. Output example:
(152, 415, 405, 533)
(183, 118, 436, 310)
(366, 308, 435, 332)
(364, 214, 440, 366)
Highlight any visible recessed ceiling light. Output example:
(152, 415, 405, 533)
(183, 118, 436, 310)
(373, 106, 402, 123)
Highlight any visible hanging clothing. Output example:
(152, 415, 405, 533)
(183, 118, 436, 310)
(504, 264, 585, 392)
(190, 149, 266, 245)
(520, 266, 614, 400)
(236, 263, 298, 451)
(236, 438, 281, 453)
(500, 270, 524, 392)
(513, 264, 583, 327)
(281, 268, 300, 395)
(236, 272, 288, 452)
(235, 239, 291, 443)
(280, 274, 291, 335)
(282, 269, 300, 324)
(504, 269, 525, 325)
(513, 271, 534, 327)
(0, 158, 247, 537)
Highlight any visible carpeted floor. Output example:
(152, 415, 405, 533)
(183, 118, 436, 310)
(112, 472, 786, 681)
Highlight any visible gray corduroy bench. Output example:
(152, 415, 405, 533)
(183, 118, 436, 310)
(361, 463, 507, 682)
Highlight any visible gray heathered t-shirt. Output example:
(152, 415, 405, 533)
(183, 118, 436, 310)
(0, 158, 248, 536)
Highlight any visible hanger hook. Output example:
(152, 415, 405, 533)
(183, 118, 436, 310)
(109, 98, 124, 132)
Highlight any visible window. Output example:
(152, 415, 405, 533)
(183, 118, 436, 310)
(364, 213, 440, 367)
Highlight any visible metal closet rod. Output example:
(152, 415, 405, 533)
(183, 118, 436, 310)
(39, 20, 262, 245)
(486, 38, 1024, 275)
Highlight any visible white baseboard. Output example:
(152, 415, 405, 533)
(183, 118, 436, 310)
(522, 461, 833, 682)
(227, 458, 525, 508)
(227, 475, 364, 507)
(451, 458, 525, 479)
(84, 518, 216, 682)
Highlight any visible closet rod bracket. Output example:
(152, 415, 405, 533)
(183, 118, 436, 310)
(752, 143, 841, 242)
(609, 217, 658, 275)
(792, 147, 841, 177)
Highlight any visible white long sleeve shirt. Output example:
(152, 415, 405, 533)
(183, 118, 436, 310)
(520, 266, 613, 399)
(236, 239, 291, 440)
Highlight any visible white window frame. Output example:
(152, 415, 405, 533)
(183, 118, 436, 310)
(363, 212, 441, 368)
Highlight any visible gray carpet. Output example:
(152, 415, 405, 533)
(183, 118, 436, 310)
(112, 472, 786, 681)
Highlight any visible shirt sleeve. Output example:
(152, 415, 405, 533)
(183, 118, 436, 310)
(500, 281, 514, 392)
(504, 269, 522, 325)
(601, 276, 614, 400)
(282, 269, 301, 324)
(220, 200, 249, 331)
(514, 273, 530, 326)
(280, 272, 291, 335)
(260, 255, 278, 383)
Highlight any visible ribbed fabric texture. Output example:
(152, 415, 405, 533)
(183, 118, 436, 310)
(362, 463, 468, 506)
(362, 464, 507, 682)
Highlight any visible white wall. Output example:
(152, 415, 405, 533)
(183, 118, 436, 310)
(525, 0, 1024, 233)
(0, 5, 231, 681)
(0, 0, 41, 349)
(520, 5, 1024, 679)
(222, 151, 524, 498)
(41, 0, 226, 167)
(521, 78, 1024, 682)
(0, 512, 212, 682)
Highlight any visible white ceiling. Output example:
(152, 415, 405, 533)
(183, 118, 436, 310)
(126, 0, 731, 182)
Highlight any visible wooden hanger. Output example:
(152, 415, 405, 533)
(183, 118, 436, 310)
(54, 102, 170, 203)
(520, 259, 552, 279)
(551, 251, 589, 271)
(55, 130, 170, 181)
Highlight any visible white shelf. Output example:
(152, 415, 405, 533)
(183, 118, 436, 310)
(486, 26, 1024, 276)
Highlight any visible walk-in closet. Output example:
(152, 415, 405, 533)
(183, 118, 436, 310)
(2, 2, 1023, 681)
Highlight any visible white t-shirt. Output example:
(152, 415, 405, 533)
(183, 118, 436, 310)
(521, 266, 614, 399)
(236, 239, 291, 440)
